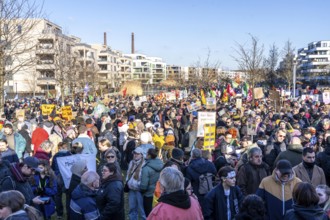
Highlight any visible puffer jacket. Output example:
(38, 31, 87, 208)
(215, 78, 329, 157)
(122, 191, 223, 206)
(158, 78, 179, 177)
(256, 170, 302, 220)
(274, 144, 303, 168)
(0, 132, 26, 159)
(284, 204, 327, 220)
(140, 157, 163, 197)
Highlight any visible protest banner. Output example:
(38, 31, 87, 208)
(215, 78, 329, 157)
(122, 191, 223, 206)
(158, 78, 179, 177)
(41, 104, 55, 115)
(140, 96, 147, 102)
(203, 123, 216, 151)
(132, 100, 142, 107)
(236, 98, 242, 109)
(15, 109, 25, 119)
(165, 92, 176, 101)
(323, 90, 330, 104)
(57, 154, 96, 189)
(197, 112, 216, 137)
(61, 106, 73, 120)
(187, 101, 202, 112)
(206, 97, 216, 110)
(253, 88, 264, 99)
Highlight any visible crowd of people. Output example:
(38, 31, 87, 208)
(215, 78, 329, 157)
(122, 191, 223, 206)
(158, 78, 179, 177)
(0, 87, 330, 220)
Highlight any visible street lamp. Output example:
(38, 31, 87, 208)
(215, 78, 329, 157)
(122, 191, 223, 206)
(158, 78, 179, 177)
(292, 56, 297, 99)
(47, 82, 49, 99)
(15, 82, 17, 98)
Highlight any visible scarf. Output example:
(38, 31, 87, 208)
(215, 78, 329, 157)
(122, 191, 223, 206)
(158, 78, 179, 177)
(10, 163, 27, 182)
(158, 190, 191, 209)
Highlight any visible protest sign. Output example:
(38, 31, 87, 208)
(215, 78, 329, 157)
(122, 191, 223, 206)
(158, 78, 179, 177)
(165, 92, 176, 101)
(203, 123, 216, 151)
(93, 103, 107, 116)
(236, 99, 242, 109)
(179, 90, 188, 100)
(253, 88, 264, 99)
(206, 97, 216, 110)
(140, 96, 147, 102)
(197, 112, 216, 137)
(41, 104, 55, 115)
(323, 91, 330, 104)
(57, 154, 96, 189)
(132, 100, 142, 107)
(61, 106, 73, 120)
(187, 101, 202, 112)
(15, 109, 25, 119)
(247, 119, 257, 136)
(269, 90, 281, 112)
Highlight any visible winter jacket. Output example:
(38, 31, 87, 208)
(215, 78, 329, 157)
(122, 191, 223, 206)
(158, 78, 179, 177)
(70, 184, 100, 220)
(31, 127, 49, 154)
(72, 134, 97, 155)
(147, 192, 203, 220)
(18, 129, 32, 154)
(0, 148, 19, 164)
(126, 159, 144, 191)
(4, 210, 30, 220)
(203, 184, 243, 220)
(139, 143, 155, 159)
(96, 176, 124, 220)
(256, 170, 302, 220)
(51, 150, 71, 175)
(30, 174, 57, 218)
(237, 161, 270, 196)
(186, 157, 217, 201)
(316, 147, 330, 185)
(293, 163, 326, 187)
(0, 132, 26, 159)
(264, 137, 287, 168)
(284, 204, 327, 220)
(140, 157, 163, 197)
(274, 144, 303, 168)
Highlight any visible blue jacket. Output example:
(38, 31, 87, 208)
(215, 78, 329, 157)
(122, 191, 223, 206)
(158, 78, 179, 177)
(72, 134, 97, 155)
(186, 157, 217, 200)
(0, 132, 26, 159)
(70, 184, 100, 220)
(30, 174, 57, 218)
(51, 150, 71, 175)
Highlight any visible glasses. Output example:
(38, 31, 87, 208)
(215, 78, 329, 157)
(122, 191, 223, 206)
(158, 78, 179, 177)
(106, 155, 115, 159)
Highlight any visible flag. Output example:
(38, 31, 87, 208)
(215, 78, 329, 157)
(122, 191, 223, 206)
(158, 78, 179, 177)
(221, 89, 228, 102)
(122, 87, 127, 98)
(242, 82, 249, 97)
(48, 91, 53, 98)
(232, 81, 239, 89)
(4, 90, 7, 98)
(210, 90, 216, 98)
(200, 89, 206, 105)
(14, 94, 18, 100)
(247, 88, 253, 102)
(227, 83, 236, 97)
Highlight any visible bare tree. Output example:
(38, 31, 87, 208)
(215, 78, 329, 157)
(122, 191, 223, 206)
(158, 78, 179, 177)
(0, 0, 44, 110)
(232, 34, 265, 101)
(264, 43, 279, 86)
(278, 40, 295, 90)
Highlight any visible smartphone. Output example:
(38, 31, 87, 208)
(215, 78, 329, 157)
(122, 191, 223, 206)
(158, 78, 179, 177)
(39, 197, 50, 202)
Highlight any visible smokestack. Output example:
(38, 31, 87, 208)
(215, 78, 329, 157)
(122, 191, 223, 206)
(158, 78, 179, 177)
(104, 32, 107, 46)
(131, 32, 134, 54)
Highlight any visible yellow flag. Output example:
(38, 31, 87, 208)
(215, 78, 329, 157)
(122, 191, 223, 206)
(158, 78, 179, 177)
(201, 89, 206, 105)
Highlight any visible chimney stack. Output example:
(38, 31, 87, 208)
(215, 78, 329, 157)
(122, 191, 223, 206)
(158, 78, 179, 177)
(131, 32, 134, 54)
(104, 32, 107, 46)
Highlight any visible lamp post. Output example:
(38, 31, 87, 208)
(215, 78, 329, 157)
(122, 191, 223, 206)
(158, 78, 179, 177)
(47, 82, 49, 99)
(15, 82, 17, 99)
(293, 56, 297, 99)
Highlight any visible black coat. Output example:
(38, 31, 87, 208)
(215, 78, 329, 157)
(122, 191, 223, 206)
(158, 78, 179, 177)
(96, 176, 124, 220)
(284, 204, 327, 220)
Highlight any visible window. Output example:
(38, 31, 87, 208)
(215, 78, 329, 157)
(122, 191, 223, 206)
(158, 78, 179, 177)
(323, 43, 327, 47)
(3, 24, 8, 34)
(17, 25, 22, 34)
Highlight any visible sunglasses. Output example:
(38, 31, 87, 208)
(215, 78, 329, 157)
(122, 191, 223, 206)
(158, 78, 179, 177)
(106, 155, 115, 159)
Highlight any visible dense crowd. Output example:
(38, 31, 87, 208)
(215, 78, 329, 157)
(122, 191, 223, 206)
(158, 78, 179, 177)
(0, 88, 330, 220)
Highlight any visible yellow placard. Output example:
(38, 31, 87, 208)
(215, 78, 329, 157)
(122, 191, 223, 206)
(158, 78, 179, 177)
(41, 104, 55, 116)
(61, 106, 73, 119)
(15, 109, 25, 119)
(203, 123, 216, 151)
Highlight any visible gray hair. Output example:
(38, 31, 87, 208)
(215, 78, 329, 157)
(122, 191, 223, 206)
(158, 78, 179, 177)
(40, 140, 54, 151)
(159, 167, 184, 193)
(81, 171, 99, 186)
(247, 147, 262, 160)
(192, 148, 202, 159)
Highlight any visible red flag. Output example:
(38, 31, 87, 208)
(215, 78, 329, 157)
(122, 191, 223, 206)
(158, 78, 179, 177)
(247, 88, 253, 102)
(226, 83, 236, 97)
(122, 87, 127, 97)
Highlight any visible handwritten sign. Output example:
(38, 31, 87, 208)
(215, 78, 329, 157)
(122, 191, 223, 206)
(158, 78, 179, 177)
(197, 112, 216, 137)
(41, 104, 55, 115)
(206, 97, 216, 110)
(61, 106, 72, 119)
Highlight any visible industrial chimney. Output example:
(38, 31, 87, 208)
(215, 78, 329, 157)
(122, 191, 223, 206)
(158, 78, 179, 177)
(131, 32, 134, 54)
(104, 32, 107, 46)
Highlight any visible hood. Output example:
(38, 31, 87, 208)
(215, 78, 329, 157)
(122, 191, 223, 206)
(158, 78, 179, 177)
(71, 184, 97, 200)
(190, 158, 212, 174)
(287, 144, 303, 153)
(271, 169, 296, 185)
(292, 204, 325, 220)
(145, 158, 163, 172)
(158, 190, 191, 209)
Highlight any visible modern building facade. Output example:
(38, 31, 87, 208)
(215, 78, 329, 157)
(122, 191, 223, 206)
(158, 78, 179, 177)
(296, 40, 330, 83)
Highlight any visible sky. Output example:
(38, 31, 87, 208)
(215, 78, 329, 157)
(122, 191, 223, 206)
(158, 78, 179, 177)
(40, 0, 330, 70)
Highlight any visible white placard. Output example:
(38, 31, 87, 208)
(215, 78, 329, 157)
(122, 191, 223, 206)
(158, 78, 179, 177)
(323, 91, 330, 104)
(57, 154, 96, 189)
(197, 112, 216, 137)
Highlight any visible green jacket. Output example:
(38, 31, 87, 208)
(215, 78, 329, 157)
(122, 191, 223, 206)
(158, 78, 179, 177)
(140, 158, 163, 197)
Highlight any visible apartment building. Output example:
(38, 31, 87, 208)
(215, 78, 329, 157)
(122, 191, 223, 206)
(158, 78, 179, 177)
(296, 40, 330, 83)
(166, 65, 185, 82)
(124, 54, 166, 85)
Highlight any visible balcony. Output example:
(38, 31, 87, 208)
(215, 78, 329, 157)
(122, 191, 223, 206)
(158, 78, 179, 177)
(36, 64, 55, 70)
(36, 77, 56, 85)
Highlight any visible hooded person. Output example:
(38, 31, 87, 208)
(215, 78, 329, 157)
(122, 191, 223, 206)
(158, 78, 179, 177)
(256, 159, 302, 220)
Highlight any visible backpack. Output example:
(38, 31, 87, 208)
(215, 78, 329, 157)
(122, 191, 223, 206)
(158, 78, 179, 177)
(0, 175, 16, 192)
(198, 172, 214, 195)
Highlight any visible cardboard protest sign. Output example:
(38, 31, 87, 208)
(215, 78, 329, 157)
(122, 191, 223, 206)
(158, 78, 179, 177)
(253, 88, 264, 99)
(203, 123, 216, 151)
(269, 90, 281, 112)
(236, 99, 242, 109)
(187, 101, 202, 112)
(41, 104, 55, 115)
(179, 90, 188, 100)
(61, 106, 73, 120)
(165, 92, 176, 101)
(247, 119, 257, 136)
(323, 91, 330, 104)
(132, 100, 142, 107)
(15, 109, 25, 119)
(140, 96, 147, 102)
(57, 154, 96, 189)
(197, 112, 216, 137)
(206, 97, 216, 110)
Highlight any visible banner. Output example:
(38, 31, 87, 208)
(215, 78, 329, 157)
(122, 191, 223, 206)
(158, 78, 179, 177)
(197, 112, 216, 137)
(140, 96, 147, 102)
(206, 97, 216, 110)
(61, 106, 73, 120)
(132, 100, 142, 107)
(57, 154, 96, 189)
(41, 104, 55, 115)
(253, 88, 264, 99)
(165, 92, 176, 101)
(323, 91, 330, 104)
(187, 101, 202, 113)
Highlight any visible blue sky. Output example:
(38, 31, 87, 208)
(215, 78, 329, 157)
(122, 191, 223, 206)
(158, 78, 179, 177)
(41, 0, 330, 69)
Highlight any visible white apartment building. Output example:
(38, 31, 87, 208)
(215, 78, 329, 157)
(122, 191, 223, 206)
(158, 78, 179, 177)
(124, 54, 166, 85)
(296, 40, 330, 83)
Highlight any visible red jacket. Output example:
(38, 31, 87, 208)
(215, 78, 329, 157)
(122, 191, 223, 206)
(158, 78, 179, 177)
(147, 196, 203, 220)
(31, 127, 49, 154)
